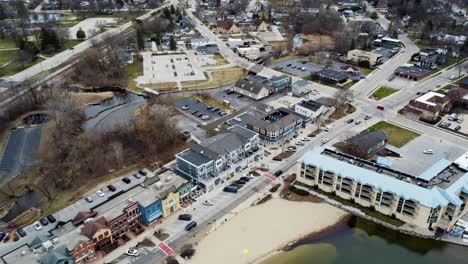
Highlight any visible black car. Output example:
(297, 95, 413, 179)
(17, 228, 27, 238)
(0, 232, 5, 242)
(122, 177, 131, 184)
(274, 170, 283, 177)
(139, 169, 147, 176)
(272, 157, 283, 161)
(346, 119, 354, 124)
(178, 214, 192, 221)
(191, 110, 199, 115)
(455, 125, 461, 131)
(107, 184, 117, 192)
(240, 176, 251, 182)
(47, 214, 57, 223)
(236, 179, 246, 185)
(39, 218, 49, 226)
(185, 221, 197, 231)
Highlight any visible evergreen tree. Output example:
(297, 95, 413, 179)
(76, 27, 86, 40)
(40, 28, 61, 53)
(170, 4, 175, 14)
(136, 28, 145, 50)
(169, 35, 177, 51)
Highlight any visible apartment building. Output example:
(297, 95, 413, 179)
(296, 147, 468, 229)
(176, 125, 261, 191)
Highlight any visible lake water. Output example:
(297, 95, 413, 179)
(261, 217, 468, 264)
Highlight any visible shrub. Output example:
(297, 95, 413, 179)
(180, 244, 195, 259)
(358, 60, 371, 68)
(289, 185, 309, 196)
(166, 256, 179, 264)
(269, 183, 281, 193)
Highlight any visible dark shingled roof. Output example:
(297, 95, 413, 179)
(234, 78, 272, 95)
(81, 217, 109, 239)
(349, 131, 388, 153)
(297, 100, 323, 112)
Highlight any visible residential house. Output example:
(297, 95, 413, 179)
(347, 49, 383, 66)
(247, 108, 303, 143)
(81, 217, 112, 250)
(407, 91, 451, 122)
(39, 246, 74, 264)
(214, 20, 240, 34)
(292, 80, 313, 96)
(236, 19, 269, 32)
(346, 131, 388, 157)
(294, 100, 326, 122)
(176, 126, 261, 191)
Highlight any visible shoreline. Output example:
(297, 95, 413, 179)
(251, 213, 352, 264)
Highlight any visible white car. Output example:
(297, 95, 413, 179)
(203, 200, 214, 206)
(125, 249, 140, 257)
(33, 222, 42, 231)
(96, 190, 105, 197)
(423, 149, 434, 154)
(321, 138, 329, 144)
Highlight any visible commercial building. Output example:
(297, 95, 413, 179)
(291, 80, 313, 96)
(247, 108, 303, 143)
(268, 75, 291, 92)
(373, 37, 401, 49)
(294, 100, 326, 122)
(347, 49, 383, 66)
(137, 193, 163, 225)
(312, 68, 349, 84)
(160, 185, 180, 217)
(407, 91, 451, 122)
(394, 66, 431, 81)
(176, 125, 261, 191)
(233, 77, 272, 100)
(296, 147, 468, 229)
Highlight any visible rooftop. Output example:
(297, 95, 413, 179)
(415, 91, 448, 107)
(299, 147, 468, 208)
(314, 68, 349, 81)
(133, 171, 186, 207)
(297, 100, 323, 112)
(395, 66, 431, 77)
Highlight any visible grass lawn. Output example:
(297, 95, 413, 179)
(0, 50, 17, 65)
(0, 38, 17, 49)
(342, 81, 355, 90)
(370, 86, 399, 100)
(183, 68, 245, 90)
(269, 55, 301, 65)
(359, 66, 374, 76)
(62, 40, 84, 50)
(366, 121, 421, 148)
(0, 58, 44, 77)
(437, 84, 458, 94)
(124, 57, 143, 78)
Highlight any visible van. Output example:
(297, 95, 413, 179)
(185, 221, 197, 231)
(223, 185, 238, 193)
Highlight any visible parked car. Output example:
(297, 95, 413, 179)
(125, 249, 140, 257)
(182, 105, 190, 110)
(178, 214, 192, 221)
(0, 233, 5, 242)
(203, 200, 214, 206)
(107, 185, 117, 192)
(457, 118, 464, 123)
(85, 197, 93, 203)
(295, 142, 305, 146)
(273, 157, 283, 161)
(346, 119, 354, 124)
(191, 110, 199, 115)
(185, 221, 197, 231)
(455, 125, 461, 131)
(287, 146, 297, 152)
(240, 176, 251, 182)
(377, 105, 385, 110)
(355, 120, 362, 125)
(17, 228, 27, 238)
(223, 185, 238, 193)
(33, 222, 42, 231)
(39, 218, 49, 226)
(423, 149, 434, 154)
(206, 106, 213, 110)
(122, 177, 131, 184)
(47, 215, 57, 223)
(201, 115, 210, 120)
(236, 179, 247, 185)
(96, 190, 105, 197)
(139, 169, 147, 176)
(321, 138, 329, 144)
(274, 170, 283, 177)
(364, 115, 372, 120)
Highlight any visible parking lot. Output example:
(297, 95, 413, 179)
(176, 98, 226, 122)
(226, 111, 262, 127)
(389, 133, 467, 176)
(437, 111, 468, 135)
(373, 47, 398, 62)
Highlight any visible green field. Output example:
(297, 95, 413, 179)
(0, 50, 16, 65)
(0, 39, 17, 49)
(0, 58, 44, 77)
(366, 121, 421, 148)
(371, 86, 399, 100)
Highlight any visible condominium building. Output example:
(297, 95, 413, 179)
(296, 147, 468, 229)
(247, 108, 303, 143)
(176, 126, 262, 191)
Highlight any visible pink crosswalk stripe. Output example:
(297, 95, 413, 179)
(263, 173, 277, 181)
(158, 242, 174, 255)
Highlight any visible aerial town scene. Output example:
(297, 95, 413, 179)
(0, 0, 467, 263)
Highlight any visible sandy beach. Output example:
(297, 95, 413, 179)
(188, 198, 347, 264)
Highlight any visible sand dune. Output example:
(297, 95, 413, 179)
(188, 198, 347, 264)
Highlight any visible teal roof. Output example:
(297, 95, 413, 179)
(417, 159, 452, 182)
(299, 147, 468, 208)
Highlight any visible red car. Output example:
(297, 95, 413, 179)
(377, 105, 385, 110)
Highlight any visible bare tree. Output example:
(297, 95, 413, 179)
(334, 89, 354, 111)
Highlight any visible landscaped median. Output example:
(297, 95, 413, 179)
(366, 121, 421, 148)
(370, 86, 399, 100)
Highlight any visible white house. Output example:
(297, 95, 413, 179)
(294, 100, 326, 122)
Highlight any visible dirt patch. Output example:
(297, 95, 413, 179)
(8, 208, 41, 229)
(300, 34, 335, 50)
(69, 92, 114, 106)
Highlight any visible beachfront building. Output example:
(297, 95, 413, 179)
(296, 147, 468, 229)
(176, 125, 262, 191)
(159, 185, 180, 217)
(138, 196, 163, 226)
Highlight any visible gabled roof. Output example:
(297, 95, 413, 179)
(234, 78, 272, 95)
(348, 131, 387, 152)
(216, 20, 234, 30)
(81, 217, 109, 239)
(39, 245, 72, 264)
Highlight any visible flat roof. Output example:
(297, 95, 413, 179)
(417, 159, 453, 182)
(415, 91, 446, 106)
(455, 152, 468, 171)
(299, 147, 467, 208)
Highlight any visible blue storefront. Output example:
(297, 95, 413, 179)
(139, 199, 163, 225)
